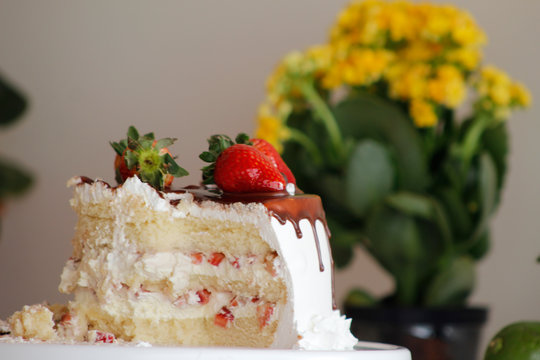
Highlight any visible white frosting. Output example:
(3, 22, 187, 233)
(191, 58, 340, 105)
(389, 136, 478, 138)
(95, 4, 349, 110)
(269, 217, 357, 350)
(295, 311, 358, 350)
(63, 176, 357, 350)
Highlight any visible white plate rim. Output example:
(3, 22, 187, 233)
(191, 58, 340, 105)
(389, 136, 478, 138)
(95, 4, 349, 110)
(0, 340, 411, 359)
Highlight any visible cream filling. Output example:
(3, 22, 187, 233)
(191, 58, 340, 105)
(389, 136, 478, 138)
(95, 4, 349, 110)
(62, 251, 282, 320)
(72, 287, 270, 321)
(62, 252, 280, 297)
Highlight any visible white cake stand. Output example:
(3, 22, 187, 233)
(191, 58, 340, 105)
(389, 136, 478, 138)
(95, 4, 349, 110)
(0, 341, 411, 359)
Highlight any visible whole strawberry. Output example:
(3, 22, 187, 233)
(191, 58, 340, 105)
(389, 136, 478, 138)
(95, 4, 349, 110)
(199, 133, 295, 193)
(110, 126, 188, 190)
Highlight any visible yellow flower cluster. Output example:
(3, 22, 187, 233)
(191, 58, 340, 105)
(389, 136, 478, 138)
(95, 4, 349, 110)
(330, 0, 486, 53)
(326, 0, 487, 126)
(475, 65, 531, 118)
(256, 0, 531, 147)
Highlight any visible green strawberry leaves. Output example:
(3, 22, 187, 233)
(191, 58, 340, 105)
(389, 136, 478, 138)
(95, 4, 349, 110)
(110, 126, 188, 189)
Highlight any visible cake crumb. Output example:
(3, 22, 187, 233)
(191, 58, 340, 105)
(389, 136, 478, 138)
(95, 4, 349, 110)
(9, 304, 57, 341)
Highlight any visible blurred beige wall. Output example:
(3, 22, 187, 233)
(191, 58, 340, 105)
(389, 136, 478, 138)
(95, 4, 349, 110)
(0, 0, 538, 354)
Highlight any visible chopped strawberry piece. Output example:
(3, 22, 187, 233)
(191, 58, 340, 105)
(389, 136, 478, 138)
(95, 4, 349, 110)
(196, 289, 211, 305)
(230, 257, 240, 269)
(173, 295, 187, 308)
(257, 303, 275, 329)
(229, 296, 247, 308)
(191, 252, 204, 264)
(214, 307, 234, 328)
(265, 262, 277, 277)
(251, 296, 260, 303)
(208, 252, 225, 266)
(60, 313, 72, 324)
(94, 331, 115, 343)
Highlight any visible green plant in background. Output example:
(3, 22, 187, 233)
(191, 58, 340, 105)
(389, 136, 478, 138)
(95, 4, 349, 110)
(0, 72, 32, 232)
(255, 0, 531, 306)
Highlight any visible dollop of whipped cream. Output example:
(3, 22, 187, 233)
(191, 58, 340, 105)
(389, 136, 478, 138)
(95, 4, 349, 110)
(296, 310, 358, 350)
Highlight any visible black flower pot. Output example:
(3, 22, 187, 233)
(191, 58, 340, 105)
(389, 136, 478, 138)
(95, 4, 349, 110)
(345, 305, 488, 360)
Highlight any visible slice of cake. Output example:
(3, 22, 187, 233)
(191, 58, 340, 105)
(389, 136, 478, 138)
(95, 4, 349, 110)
(2, 128, 357, 349)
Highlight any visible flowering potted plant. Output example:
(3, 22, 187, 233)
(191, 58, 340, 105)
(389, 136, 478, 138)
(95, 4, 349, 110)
(254, 1, 530, 358)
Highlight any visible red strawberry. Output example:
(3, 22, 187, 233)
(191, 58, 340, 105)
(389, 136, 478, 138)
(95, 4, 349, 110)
(257, 303, 275, 329)
(230, 257, 240, 269)
(60, 313, 72, 324)
(94, 331, 116, 343)
(191, 252, 204, 264)
(214, 307, 234, 328)
(250, 138, 296, 184)
(114, 152, 137, 181)
(214, 144, 285, 192)
(196, 289, 211, 305)
(208, 252, 226, 266)
(200, 133, 295, 193)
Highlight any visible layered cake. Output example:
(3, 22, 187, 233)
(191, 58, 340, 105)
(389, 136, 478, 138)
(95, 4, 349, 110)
(1, 128, 357, 350)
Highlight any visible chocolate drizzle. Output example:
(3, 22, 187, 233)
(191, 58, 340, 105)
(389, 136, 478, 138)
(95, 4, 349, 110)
(263, 195, 329, 273)
(74, 177, 338, 310)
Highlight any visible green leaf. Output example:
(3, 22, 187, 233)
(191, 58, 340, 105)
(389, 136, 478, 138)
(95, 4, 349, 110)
(138, 138, 153, 150)
(235, 133, 250, 144)
(0, 75, 28, 127)
(142, 132, 155, 140)
(333, 92, 429, 192)
(469, 230, 490, 260)
(154, 138, 175, 150)
(423, 256, 475, 306)
(109, 141, 125, 156)
(125, 150, 138, 169)
(0, 158, 33, 199)
(482, 122, 509, 193)
(465, 152, 497, 252)
(345, 140, 395, 217)
(366, 205, 426, 305)
(385, 192, 453, 252)
(436, 187, 473, 240)
(164, 153, 189, 177)
(199, 151, 217, 163)
(386, 192, 432, 218)
(127, 126, 139, 140)
(140, 169, 161, 189)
